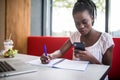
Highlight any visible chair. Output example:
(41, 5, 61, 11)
(108, 38, 120, 79)
(27, 36, 73, 59)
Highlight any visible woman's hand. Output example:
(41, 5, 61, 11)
(74, 49, 101, 64)
(40, 54, 52, 64)
(74, 49, 93, 61)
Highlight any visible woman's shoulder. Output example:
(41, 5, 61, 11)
(101, 32, 112, 38)
(73, 31, 80, 35)
(70, 31, 81, 44)
(100, 32, 113, 42)
(70, 31, 80, 37)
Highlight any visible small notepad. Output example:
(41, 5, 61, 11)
(27, 58, 89, 71)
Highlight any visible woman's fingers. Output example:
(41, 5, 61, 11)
(74, 49, 88, 59)
(40, 55, 51, 64)
(75, 53, 85, 58)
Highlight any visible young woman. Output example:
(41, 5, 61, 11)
(40, 0, 114, 66)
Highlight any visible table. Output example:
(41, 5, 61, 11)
(0, 54, 110, 80)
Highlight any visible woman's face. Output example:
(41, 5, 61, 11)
(73, 10, 93, 36)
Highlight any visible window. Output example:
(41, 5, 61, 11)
(109, 0, 120, 37)
(93, 0, 105, 32)
(52, 0, 76, 36)
(52, 0, 105, 36)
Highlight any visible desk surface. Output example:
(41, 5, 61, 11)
(0, 54, 109, 80)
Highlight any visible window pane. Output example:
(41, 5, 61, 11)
(52, 0, 76, 36)
(52, 0, 105, 36)
(109, 0, 120, 37)
(93, 0, 105, 32)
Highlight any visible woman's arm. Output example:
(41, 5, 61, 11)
(40, 39, 72, 64)
(50, 39, 73, 59)
(74, 45, 114, 65)
(102, 45, 114, 65)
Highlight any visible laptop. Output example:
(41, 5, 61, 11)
(0, 59, 37, 78)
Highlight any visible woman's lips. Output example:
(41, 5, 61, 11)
(79, 29, 85, 34)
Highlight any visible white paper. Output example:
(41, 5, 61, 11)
(53, 59, 89, 71)
(27, 58, 64, 67)
(27, 58, 89, 71)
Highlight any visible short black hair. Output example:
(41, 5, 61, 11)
(72, 0, 97, 25)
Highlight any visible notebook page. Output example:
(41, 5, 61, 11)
(27, 58, 64, 67)
(53, 59, 89, 71)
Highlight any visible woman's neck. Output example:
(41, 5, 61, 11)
(80, 29, 101, 47)
(82, 29, 96, 39)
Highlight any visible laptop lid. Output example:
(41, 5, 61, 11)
(0, 59, 37, 78)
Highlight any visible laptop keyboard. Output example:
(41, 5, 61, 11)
(0, 61, 15, 72)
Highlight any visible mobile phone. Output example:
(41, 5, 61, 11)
(73, 42, 85, 51)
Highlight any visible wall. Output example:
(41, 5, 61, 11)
(31, 0, 42, 35)
(0, 0, 5, 50)
(6, 0, 30, 54)
(30, 0, 52, 36)
(0, 0, 30, 54)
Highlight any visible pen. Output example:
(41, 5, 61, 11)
(43, 44, 48, 56)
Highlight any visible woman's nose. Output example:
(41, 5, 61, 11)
(78, 24, 85, 29)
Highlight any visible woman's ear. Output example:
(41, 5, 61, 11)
(91, 16, 94, 26)
(91, 16, 94, 22)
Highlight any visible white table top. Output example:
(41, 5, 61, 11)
(0, 54, 110, 80)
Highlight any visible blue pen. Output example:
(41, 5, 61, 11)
(43, 44, 48, 56)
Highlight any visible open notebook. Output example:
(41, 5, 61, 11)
(27, 58, 89, 71)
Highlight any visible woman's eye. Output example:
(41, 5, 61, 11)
(82, 19, 88, 24)
(82, 21, 87, 24)
(75, 20, 87, 26)
(75, 23, 80, 26)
